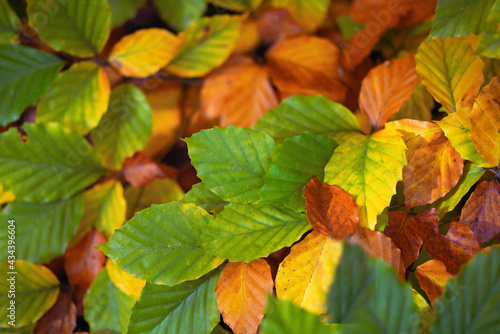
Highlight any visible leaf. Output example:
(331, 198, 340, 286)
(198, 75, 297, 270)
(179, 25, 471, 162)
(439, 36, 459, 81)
(91, 83, 152, 169)
(261, 133, 338, 211)
(324, 127, 407, 228)
(153, 0, 206, 31)
(460, 179, 500, 244)
(384, 211, 424, 269)
(359, 53, 419, 131)
(276, 231, 342, 314)
(271, 0, 329, 32)
(106, 260, 145, 300)
(77, 180, 126, 239)
(209, 0, 262, 11)
(266, 36, 346, 103)
(391, 83, 434, 122)
(200, 203, 310, 263)
(0, 123, 105, 203)
(215, 259, 273, 334)
(27, 0, 111, 57)
(37, 61, 111, 134)
(253, 95, 361, 143)
(108, 0, 146, 27)
(166, 15, 241, 77)
(0, 260, 59, 327)
(0, 44, 64, 126)
(99, 202, 224, 286)
(84, 267, 136, 333)
(404, 134, 464, 209)
(415, 260, 452, 307)
(328, 243, 417, 333)
(0, 193, 83, 264)
(477, 25, 500, 59)
(186, 126, 277, 203)
(431, 247, 500, 333)
(416, 37, 484, 113)
(256, 7, 303, 43)
(201, 56, 279, 128)
(470, 75, 500, 167)
(109, 28, 182, 78)
(0, 0, 19, 44)
(181, 182, 228, 214)
(122, 152, 177, 188)
(127, 267, 222, 334)
(33, 288, 77, 334)
(304, 177, 358, 239)
(64, 230, 106, 290)
(430, 0, 496, 39)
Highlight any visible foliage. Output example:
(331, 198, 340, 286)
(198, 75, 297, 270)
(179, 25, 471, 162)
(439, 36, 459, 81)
(0, 0, 499, 333)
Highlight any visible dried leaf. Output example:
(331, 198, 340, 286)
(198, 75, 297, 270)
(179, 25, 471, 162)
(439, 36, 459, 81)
(271, 0, 329, 32)
(385, 211, 424, 269)
(256, 7, 303, 43)
(215, 259, 273, 334)
(122, 151, 177, 188)
(33, 288, 77, 334)
(415, 260, 452, 307)
(304, 177, 358, 239)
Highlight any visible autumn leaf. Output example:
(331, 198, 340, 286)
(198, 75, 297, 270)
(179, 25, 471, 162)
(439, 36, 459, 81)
(359, 53, 419, 131)
(271, 0, 329, 33)
(33, 288, 77, 334)
(460, 179, 500, 245)
(275, 231, 342, 314)
(215, 259, 273, 334)
(201, 56, 278, 128)
(106, 260, 145, 300)
(304, 177, 358, 240)
(122, 151, 177, 188)
(256, 7, 303, 43)
(415, 260, 452, 307)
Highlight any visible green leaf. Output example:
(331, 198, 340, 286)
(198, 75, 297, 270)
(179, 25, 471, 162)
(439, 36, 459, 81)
(0, 194, 83, 264)
(431, 247, 500, 334)
(27, 0, 111, 57)
(0, 260, 59, 327)
(477, 25, 500, 59)
(328, 243, 417, 334)
(186, 125, 278, 203)
(200, 203, 310, 262)
(84, 267, 136, 334)
(253, 95, 361, 144)
(336, 15, 365, 41)
(77, 180, 126, 239)
(108, 0, 146, 27)
(181, 182, 228, 214)
(324, 128, 407, 229)
(153, 0, 206, 31)
(166, 15, 241, 77)
(128, 267, 222, 334)
(99, 202, 224, 286)
(208, 0, 262, 11)
(37, 61, 110, 134)
(271, 0, 329, 33)
(91, 83, 152, 169)
(430, 0, 496, 39)
(0, 44, 63, 126)
(261, 132, 338, 211)
(0, 0, 19, 44)
(0, 123, 105, 203)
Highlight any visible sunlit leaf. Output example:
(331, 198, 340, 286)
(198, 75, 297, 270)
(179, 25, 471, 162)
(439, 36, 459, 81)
(154, 0, 206, 31)
(415, 260, 452, 307)
(37, 62, 110, 134)
(271, 0, 329, 32)
(107, 260, 145, 300)
(0, 0, 19, 44)
(181, 182, 228, 214)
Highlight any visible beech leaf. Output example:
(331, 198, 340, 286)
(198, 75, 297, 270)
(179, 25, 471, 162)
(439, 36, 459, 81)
(415, 260, 452, 307)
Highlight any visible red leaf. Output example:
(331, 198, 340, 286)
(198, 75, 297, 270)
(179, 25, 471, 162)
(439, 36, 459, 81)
(122, 151, 177, 188)
(385, 211, 424, 269)
(33, 287, 77, 334)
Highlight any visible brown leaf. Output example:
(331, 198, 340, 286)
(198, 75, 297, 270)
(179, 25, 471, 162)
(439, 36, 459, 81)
(384, 211, 424, 269)
(359, 53, 419, 130)
(404, 134, 464, 209)
(64, 230, 106, 291)
(201, 56, 279, 128)
(33, 287, 77, 334)
(257, 7, 303, 43)
(342, 26, 385, 71)
(122, 151, 177, 188)
(348, 0, 411, 29)
(216, 259, 273, 334)
(351, 225, 406, 279)
(415, 260, 452, 307)
(266, 35, 347, 103)
(304, 177, 358, 239)
(460, 179, 500, 244)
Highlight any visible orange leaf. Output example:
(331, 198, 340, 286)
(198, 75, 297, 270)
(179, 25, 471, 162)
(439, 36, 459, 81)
(460, 179, 500, 245)
(233, 19, 260, 55)
(404, 134, 464, 209)
(397, 0, 437, 27)
(470, 75, 500, 167)
(348, 0, 411, 29)
(266, 35, 347, 103)
(359, 53, 419, 131)
(415, 260, 452, 307)
(215, 259, 273, 334)
(122, 151, 177, 188)
(256, 7, 303, 43)
(304, 177, 358, 239)
(33, 288, 77, 334)
(351, 225, 406, 279)
(384, 211, 424, 269)
(342, 26, 385, 71)
(201, 56, 279, 128)
(64, 230, 106, 291)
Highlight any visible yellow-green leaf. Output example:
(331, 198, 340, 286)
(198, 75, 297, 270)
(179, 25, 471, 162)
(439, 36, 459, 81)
(0, 0, 19, 44)
(154, 0, 206, 31)
(107, 260, 145, 300)
(209, 0, 262, 11)
(271, 0, 329, 32)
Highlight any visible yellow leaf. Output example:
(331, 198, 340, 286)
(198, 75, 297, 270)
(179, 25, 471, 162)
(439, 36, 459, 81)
(233, 18, 260, 55)
(275, 231, 342, 314)
(0, 185, 15, 204)
(109, 28, 182, 78)
(271, 0, 329, 32)
(106, 260, 145, 300)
